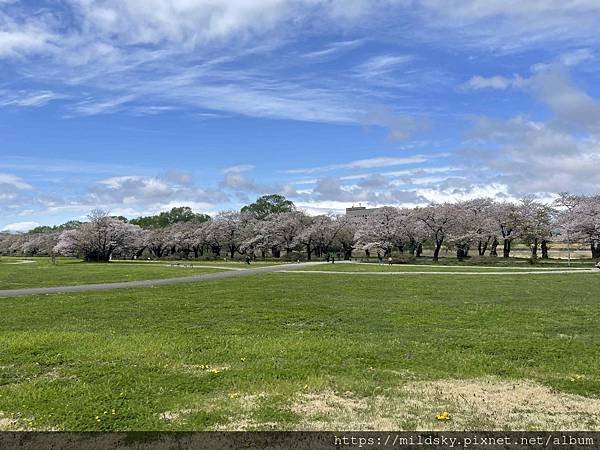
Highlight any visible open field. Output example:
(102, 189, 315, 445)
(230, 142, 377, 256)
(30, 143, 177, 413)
(1, 268, 600, 431)
(295, 263, 596, 273)
(0, 257, 231, 289)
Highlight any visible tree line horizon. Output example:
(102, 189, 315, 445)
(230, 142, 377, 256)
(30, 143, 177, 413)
(1, 193, 599, 262)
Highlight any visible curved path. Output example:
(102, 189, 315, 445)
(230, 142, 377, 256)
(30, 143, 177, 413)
(0, 262, 323, 298)
(1, 262, 597, 299)
(1, 259, 36, 265)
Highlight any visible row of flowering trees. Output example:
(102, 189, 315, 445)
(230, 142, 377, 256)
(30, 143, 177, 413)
(1, 194, 600, 262)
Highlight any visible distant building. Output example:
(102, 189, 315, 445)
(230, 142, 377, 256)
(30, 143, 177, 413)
(345, 205, 381, 221)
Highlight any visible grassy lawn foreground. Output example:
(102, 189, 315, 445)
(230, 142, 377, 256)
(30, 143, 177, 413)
(0, 257, 228, 289)
(295, 263, 595, 272)
(1, 272, 600, 431)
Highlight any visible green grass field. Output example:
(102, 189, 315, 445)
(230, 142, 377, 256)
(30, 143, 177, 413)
(0, 257, 231, 289)
(296, 263, 594, 272)
(1, 265, 600, 431)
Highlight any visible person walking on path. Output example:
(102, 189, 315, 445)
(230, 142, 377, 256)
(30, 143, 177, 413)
(595, 260, 600, 270)
(245, 255, 251, 265)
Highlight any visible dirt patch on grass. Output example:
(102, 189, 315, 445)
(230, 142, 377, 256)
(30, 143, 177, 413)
(212, 393, 270, 430)
(291, 390, 401, 430)
(0, 412, 25, 431)
(159, 393, 266, 427)
(403, 378, 600, 430)
(290, 379, 600, 431)
(158, 379, 600, 430)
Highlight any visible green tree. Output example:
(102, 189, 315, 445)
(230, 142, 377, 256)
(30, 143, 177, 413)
(130, 207, 211, 229)
(241, 194, 296, 220)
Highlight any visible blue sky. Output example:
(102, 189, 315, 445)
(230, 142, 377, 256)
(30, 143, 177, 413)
(2, 0, 600, 231)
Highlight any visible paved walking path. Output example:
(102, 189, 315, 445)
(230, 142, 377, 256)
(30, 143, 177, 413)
(1, 261, 596, 299)
(1, 260, 36, 265)
(0, 262, 323, 298)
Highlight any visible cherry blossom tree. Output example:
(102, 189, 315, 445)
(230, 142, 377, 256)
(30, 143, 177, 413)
(144, 227, 171, 259)
(54, 210, 145, 261)
(415, 203, 457, 261)
(516, 197, 554, 259)
(334, 215, 359, 260)
(209, 211, 247, 258)
(491, 202, 521, 258)
(357, 207, 405, 257)
(569, 195, 600, 258)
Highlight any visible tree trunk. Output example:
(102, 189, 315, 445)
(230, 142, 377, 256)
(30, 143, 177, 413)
(343, 246, 353, 260)
(478, 239, 489, 256)
(530, 238, 538, 259)
(490, 238, 498, 256)
(591, 242, 600, 259)
(503, 238, 511, 258)
(541, 240, 549, 259)
(433, 239, 443, 261)
(305, 243, 312, 261)
(416, 242, 423, 257)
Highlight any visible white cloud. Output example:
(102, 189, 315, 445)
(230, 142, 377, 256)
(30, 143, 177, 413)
(355, 54, 413, 78)
(1, 221, 40, 233)
(0, 173, 32, 190)
(221, 164, 255, 174)
(0, 26, 53, 58)
(91, 174, 228, 207)
(464, 75, 525, 90)
(283, 155, 429, 174)
(0, 90, 63, 107)
(416, 182, 514, 203)
(302, 39, 366, 59)
(559, 48, 594, 66)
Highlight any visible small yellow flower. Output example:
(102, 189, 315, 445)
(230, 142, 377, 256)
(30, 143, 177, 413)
(436, 411, 450, 421)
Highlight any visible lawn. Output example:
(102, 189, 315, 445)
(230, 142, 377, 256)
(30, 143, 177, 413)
(295, 263, 595, 273)
(0, 257, 230, 289)
(1, 270, 599, 431)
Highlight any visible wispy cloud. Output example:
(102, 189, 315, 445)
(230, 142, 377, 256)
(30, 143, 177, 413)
(355, 54, 413, 78)
(282, 155, 429, 174)
(0, 173, 33, 190)
(222, 164, 255, 174)
(0, 90, 63, 107)
(301, 38, 366, 59)
(1, 221, 40, 233)
(463, 74, 525, 90)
